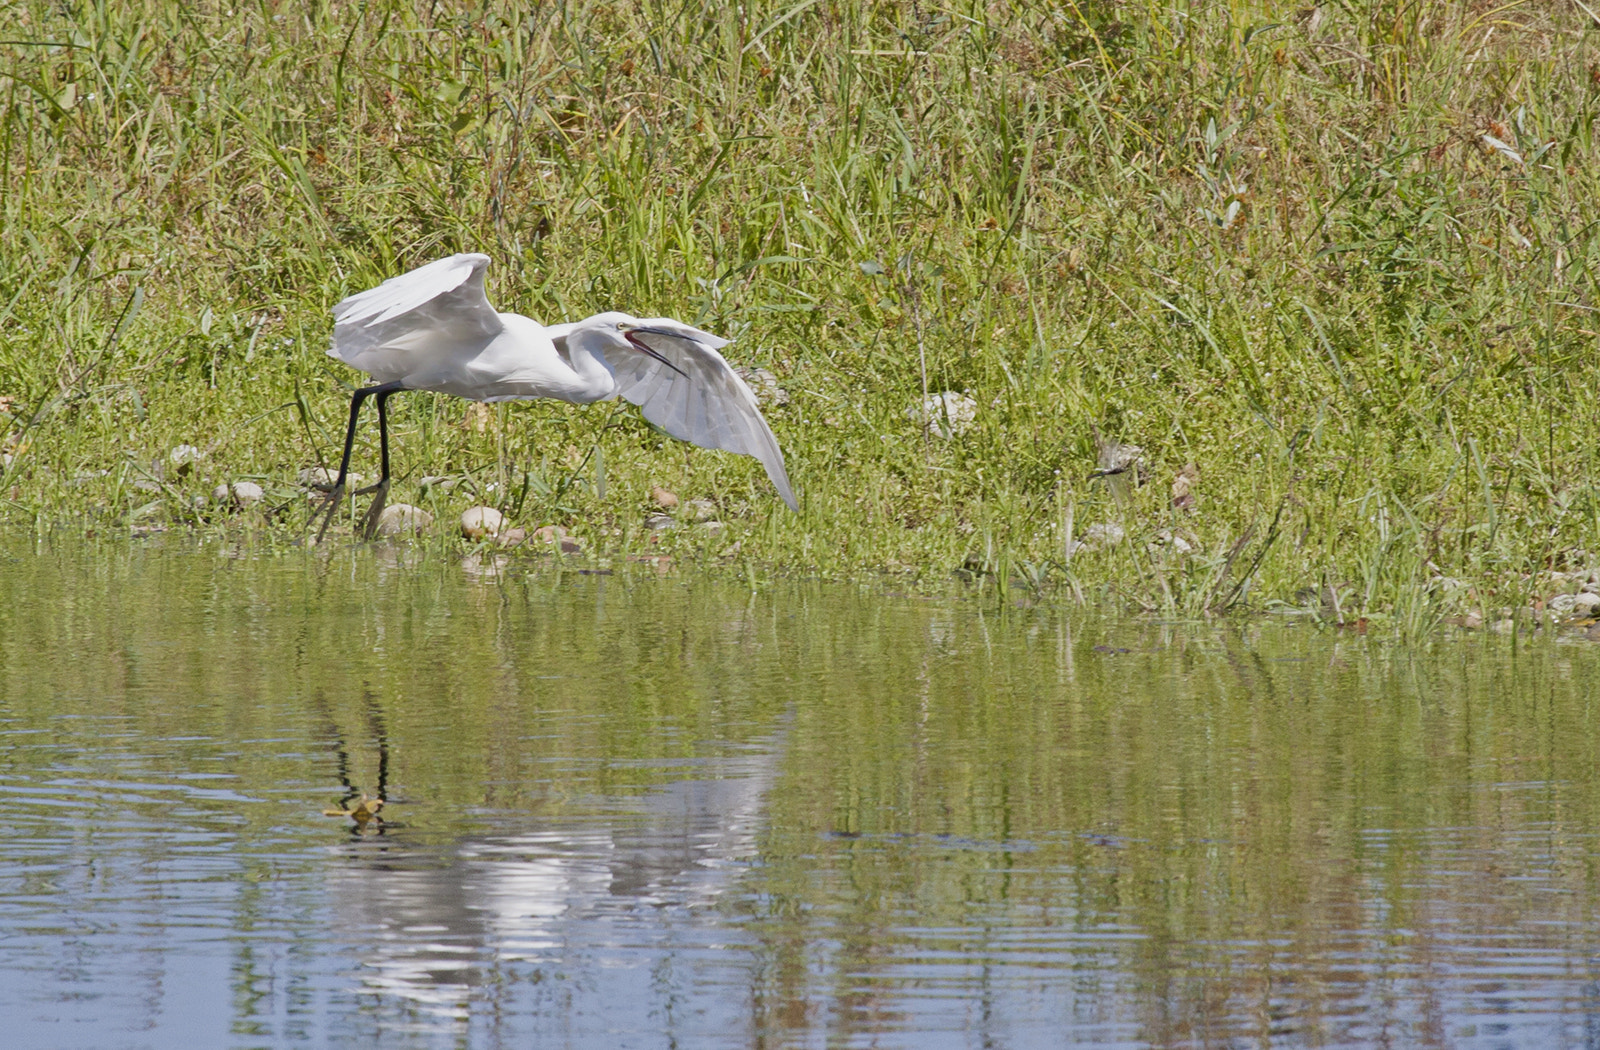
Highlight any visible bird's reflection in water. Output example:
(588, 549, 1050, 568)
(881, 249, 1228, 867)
(328, 731, 785, 1025)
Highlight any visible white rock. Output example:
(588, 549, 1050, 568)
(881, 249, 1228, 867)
(682, 498, 718, 523)
(907, 391, 977, 438)
(460, 506, 504, 540)
(213, 481, 263, 507)
(374, 503, 432, 536)
(1081, 522, 1125, 550)
(643, 513, 676, 531)
(298, 466, 365, 489)
(1548, 590, 1600, 619)
(168, 444, 203, 474)
(698, 520, 726, 539)
(1152, 528, 1193, 553)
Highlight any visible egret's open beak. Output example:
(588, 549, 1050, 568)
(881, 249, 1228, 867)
(621, 325, 689, 377)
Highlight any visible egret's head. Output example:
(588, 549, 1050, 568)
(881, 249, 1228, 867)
(583, 312, 688, 377)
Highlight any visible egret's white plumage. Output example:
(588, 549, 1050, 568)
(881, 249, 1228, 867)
(555, 313, 794, 509)
(317, 253, 796, 540)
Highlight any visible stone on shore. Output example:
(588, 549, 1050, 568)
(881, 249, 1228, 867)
(460, 506, 504, 540)
(375, 503, 432, 536)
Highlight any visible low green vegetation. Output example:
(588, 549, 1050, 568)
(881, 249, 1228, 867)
(2, 0, 1599, 629)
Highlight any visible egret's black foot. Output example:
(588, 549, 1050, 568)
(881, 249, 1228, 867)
(359, 478, 391, 541)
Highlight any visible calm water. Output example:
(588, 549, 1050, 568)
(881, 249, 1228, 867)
(2, 539, 1599, 1049)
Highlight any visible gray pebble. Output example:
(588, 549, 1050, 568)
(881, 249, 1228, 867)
(375, 503, 432, 536)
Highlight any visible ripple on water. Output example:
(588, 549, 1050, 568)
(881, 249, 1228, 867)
(4, 544, 1600, 1048)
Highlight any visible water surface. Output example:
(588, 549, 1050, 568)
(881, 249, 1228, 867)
(2, 539, 1598, 1048)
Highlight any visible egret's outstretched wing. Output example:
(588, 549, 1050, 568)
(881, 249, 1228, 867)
(606, 320, 797, 510)
(330, 254, 503, 383)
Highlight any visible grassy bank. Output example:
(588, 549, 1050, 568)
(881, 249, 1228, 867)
(2, 0, 1599, 627)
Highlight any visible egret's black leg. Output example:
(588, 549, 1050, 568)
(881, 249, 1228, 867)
(314, 380, 405, 544)
(358, 387, 398, 540)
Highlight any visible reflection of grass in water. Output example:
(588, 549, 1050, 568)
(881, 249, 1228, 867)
(2, 1, 1599, 625)
(7, 540, 1600, 1039)
(760, 607, 1600, 1045)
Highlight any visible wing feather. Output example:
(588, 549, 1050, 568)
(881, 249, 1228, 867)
(329, 254, 504, 382)
(631, 365, 670, 415)
(674, 374, 700, 441)
(607, 320, 798, 510)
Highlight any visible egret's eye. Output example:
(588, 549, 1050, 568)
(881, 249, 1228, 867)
(616, 321, 628, 331)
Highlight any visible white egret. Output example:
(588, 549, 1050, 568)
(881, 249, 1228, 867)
(315, 253, 797, 540)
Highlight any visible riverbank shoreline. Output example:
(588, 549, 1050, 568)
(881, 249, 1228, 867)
(5, 2, 1598, 630)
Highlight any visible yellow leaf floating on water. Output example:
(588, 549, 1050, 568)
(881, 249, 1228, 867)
(323, 795, 385, 824)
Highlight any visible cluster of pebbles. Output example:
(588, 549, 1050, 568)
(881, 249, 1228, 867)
(1542, 572, 1600, 622)
(640, 486, 725, 538)
(199, 457, 736, 554)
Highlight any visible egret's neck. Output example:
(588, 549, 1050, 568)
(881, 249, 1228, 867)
(489, 313, 616, 403)
(564, 327, 620, 400)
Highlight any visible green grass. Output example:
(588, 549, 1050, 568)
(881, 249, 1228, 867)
(2, 0, 1599, 628)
